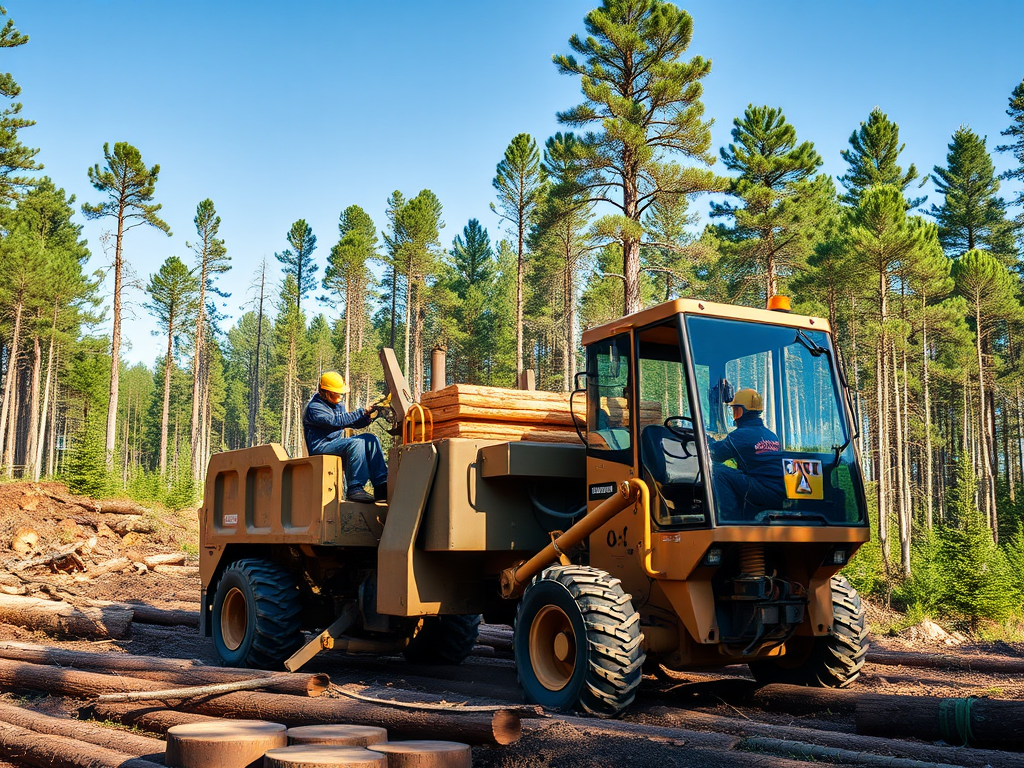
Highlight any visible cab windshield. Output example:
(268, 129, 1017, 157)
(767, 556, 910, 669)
(685, 315, 865, 526)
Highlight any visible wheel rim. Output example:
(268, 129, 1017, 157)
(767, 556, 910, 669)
(529, 604, 577, 691)
(220, 587, 247, 651)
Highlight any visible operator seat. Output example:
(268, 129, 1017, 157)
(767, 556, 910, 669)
(640, 425, 703, 525)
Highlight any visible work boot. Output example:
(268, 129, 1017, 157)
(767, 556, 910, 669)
(347, 488, 375, 503)
(374, 482, 388, 503)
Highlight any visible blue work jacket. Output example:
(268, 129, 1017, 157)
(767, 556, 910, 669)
(709, 412, 785, 489)
(302, 392, 371, 455)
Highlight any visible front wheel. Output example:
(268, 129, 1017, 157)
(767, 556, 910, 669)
(403, 614, 482, 664)
(211, 558, 304, 669)
(514, 565, 645, 716)
(749, 574, 868, 687)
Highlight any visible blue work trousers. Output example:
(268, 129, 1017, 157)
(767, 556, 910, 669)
(712, 465, 784, 521)
(315, 433, 388, 493)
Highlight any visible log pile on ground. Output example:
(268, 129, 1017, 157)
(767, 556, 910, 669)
(419, 384, 662, 444)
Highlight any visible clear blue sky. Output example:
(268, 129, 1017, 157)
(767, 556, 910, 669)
(10, 1, 1024, 364)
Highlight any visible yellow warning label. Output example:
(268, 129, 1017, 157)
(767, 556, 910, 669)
(783, 458, 823, 500)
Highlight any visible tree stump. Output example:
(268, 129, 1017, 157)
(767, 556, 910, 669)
(264, 745, 386, 768)
(165, 720, 286, 768)
(288, 724, 388, 747)
(368, 741, 472, 768)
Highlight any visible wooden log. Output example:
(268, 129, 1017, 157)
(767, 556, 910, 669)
(82, 703, 217, 733)
(143, 553, 186, 568)
(430, 420, 580, 444)
(150, 565, 200, 577)
(648, 706, 1024, 768)
(476, 626, 512, 653)
(0, 658, 518, 747)
(166, 720, 286, 768)
(265, 745, 386, 768)
(0, 593, 132, 639)
(0, 701, 165, 760)
(287, 725, 388, 747)
(96, 674, 308, 703)
(855, 693, 1024, 750)
(368, 741, 471, 768)
(0, 656, 326, 699)
(124, 602, 199, 627)
(0, 719, 163, 768)
(867, 649, 1024, 675)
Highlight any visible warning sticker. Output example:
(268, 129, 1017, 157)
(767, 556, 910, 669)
(782, 458, 823, 500)
(223, 514, 238, 526)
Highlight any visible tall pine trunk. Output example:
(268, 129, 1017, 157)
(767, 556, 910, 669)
(158, 320, 174, 475)
(24, 333, 41, 479)
(106, 211, 127, 466)
(0, 300, 24, 471)
(33, 309, 57, 482)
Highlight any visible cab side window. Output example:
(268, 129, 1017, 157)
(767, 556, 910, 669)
(587, 334, 632, 465)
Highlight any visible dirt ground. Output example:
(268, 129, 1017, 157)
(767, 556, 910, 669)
(1, 480, 1023, 767)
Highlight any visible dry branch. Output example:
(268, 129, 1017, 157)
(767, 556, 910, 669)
(867, 649, 1024, 675)
(96, 674, 298, 702)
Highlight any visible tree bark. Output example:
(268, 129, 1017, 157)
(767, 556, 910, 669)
(0, 595, 132, 639)
(0, 719, 163, 768)
(106, 204, 127, 467)
(0, 300, 23, 476)
(24, 332, 41, 479)
(0, 701, 165, 759)
(32, 316, 55, 482)
(158, 318, 174, 475)
(856, 693, 1024, 750)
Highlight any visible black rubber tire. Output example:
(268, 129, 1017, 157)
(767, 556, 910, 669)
(514, 565, 645, 716)
(211, 558, 304, 669)
(403, 614, 482, 665)
(749, 574, 868, 687)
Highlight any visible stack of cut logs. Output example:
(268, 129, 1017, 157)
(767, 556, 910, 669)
(419, 384, 663, 444)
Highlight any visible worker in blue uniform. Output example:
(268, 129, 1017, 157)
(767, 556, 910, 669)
(709, 388, 786, 519)
(302, 371, 387, 503)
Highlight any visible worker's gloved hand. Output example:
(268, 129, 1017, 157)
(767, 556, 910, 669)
(368, 393, 392, 418)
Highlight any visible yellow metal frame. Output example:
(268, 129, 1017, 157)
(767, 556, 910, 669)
(404, 403, 434, 444)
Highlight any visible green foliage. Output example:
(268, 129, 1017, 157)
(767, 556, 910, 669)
(0, 5, 39, 204)
(276, 219, 318, 313)
(82, 142, 171, 235)
(838, 107, 922, 207)
(62, 414, 110, 498)
(996, 78, 1024, 219)
(930, 128, 1015, 260)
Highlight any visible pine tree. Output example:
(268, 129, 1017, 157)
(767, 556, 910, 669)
(930, 128, 1015, 260)
(838, 107, 922, 207)
(939, 461, 1017, 629)
(0, 6, 40, 204)
(188, 199, 229, 481)
(951, 250, 1023, 534)
(996, 78, 1024, 220)
(81, 142, 171, 465)
(555, 0, 725, 314)
(448, 219, 496, 383)
(324, 205, 376, 405)
(396, 190, 443, 394)
(276, 219, 317, 314)
(144, 256, 199, 476)
(711, 105, 827, 301)
(491, 133, 544, 380)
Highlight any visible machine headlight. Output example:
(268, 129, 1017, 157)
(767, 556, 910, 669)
(831, 549, 847, 565)
(704, 547, 723, 566)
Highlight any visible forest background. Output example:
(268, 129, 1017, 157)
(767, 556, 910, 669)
(2, 0, 1024, 632)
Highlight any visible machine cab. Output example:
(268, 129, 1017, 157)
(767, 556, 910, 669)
(581, 299, 868, 531)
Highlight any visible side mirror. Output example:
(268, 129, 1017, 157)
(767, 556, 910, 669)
(573, 371, 588, 392)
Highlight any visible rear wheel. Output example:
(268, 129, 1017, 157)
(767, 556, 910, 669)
(403, 614, 482, 664)
(749, 574, 868, 687)
(514, 565, 644, 716)
(212, 558, 304, 669)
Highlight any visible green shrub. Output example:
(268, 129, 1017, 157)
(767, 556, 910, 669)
(61, 416, 111, 498)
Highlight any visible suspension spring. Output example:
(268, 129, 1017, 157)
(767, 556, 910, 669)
(739, 544, 765, 576)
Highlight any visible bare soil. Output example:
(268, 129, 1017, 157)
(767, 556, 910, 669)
(1, 480, 1023, 766)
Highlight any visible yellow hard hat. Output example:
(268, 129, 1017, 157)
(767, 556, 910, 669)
(728, 388, 763, 411)
(319, 371, 349, 395)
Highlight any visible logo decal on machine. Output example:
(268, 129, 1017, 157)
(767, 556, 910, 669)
(223, 514, 238, 526)
(782, 459, 823, 500)
(589, 483, 617, 501)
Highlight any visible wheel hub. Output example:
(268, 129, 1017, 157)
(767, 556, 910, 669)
(530, 605, 577, 691)
(220, 587, 247, 651)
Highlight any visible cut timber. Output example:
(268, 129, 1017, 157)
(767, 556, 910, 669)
(166, 720, 287, 768)
(143, 553, 186, 568)
(0, 657, 519, 747)
(867, 649, 1024, 675)
(151, 564, 200, 577)
(0, 719, 163, 768)
(264, 745, 386, 768)
(125, 601, 199, 627)
(430, 420, 579, 444)
(0, 593, 132, 638)
(0, 657, 326, 699)
(288, 725, 388, 747)
(856, 693, 1024, 750)
(76, 557, 131, 580)
(647, 706, 1024, 768)
(96, 673, 309, 702)
(0, 701, 165, 760)
(368, 741, 472, 768)
(82, 703, 218, 733)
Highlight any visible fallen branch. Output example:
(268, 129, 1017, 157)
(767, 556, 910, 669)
(9, 541, 87, 573)
(333, 684, 543, 715)
(96, 674, 297, 702)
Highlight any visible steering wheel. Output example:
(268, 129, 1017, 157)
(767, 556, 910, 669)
(664, 416, 695, 442)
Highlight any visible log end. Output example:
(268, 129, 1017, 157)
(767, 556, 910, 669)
(491, 710, 522, 746)
(307, 673, 330, 698)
